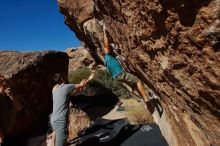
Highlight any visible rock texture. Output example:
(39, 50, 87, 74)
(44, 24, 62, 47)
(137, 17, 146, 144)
(68, 108, 90, 141)
(0, 51, 69, 135)
(58, 0, 220, 145)
(66, 47, 95, 73)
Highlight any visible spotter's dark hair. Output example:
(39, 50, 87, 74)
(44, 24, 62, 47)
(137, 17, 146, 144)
(53, 73, 64, 85)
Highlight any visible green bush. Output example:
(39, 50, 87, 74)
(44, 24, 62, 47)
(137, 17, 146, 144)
(68, 67, 90, 84)
(69, 67, 130, 98)
(91, 69, 130, 98)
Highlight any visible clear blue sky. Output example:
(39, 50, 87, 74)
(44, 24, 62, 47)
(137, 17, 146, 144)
(0, 0, 81, 51)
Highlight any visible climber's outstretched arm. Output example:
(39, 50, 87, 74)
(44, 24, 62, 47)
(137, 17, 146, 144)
(0, 129, 4, 145)
(5, 88, 22, 111)
(0, 78, 22, 112)
(103, 27, 110, 54)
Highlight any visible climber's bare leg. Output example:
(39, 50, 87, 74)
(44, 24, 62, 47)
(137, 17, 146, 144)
(136, 80, 148, 102)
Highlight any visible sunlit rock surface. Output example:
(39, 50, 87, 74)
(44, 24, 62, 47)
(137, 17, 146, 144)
(58, 0, 220, 145)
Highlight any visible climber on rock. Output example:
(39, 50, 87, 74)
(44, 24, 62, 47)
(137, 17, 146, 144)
(97, 26, 149, 103)
(50, 73, 95, 146)
(0, 75, 22, 146)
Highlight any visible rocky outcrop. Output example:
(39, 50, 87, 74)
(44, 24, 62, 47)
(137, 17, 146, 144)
(66, 47, 95, 72)
(68, 108, 90, 141)
(58, 0, 220, 146)
(0, 51, 69, 135)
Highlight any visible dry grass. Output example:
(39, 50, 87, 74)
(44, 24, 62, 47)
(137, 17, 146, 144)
(68, 108, 90, 141)
(124, 99, 154, 124)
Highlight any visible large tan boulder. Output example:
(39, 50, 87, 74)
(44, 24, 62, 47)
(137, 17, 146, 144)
(65, 47, 95, 73)
(58, 0, 220, 145)
(0, 51, 69, 135)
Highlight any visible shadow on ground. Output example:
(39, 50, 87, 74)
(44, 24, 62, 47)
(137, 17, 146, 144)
(70, 87, 119, 120)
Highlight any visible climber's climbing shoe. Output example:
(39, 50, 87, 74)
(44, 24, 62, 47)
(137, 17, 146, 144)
(116, 106, 126, 112)
(148, 90, 158, 100)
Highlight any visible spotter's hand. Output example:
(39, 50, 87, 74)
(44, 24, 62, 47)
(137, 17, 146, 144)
(88, 73, 95, 81)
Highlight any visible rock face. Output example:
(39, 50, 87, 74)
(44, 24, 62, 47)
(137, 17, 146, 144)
(58, 0, 220, 146)
(0, 51, 69, 135)
(66, 47, 95, 72)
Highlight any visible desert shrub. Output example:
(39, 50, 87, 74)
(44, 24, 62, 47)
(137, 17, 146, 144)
(124, 99, 154, 124)
(91, 69, 130, 98)
(126, 106, 153, 124)
(69, 67, 90, 84)
(69, 67, 130, 98)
